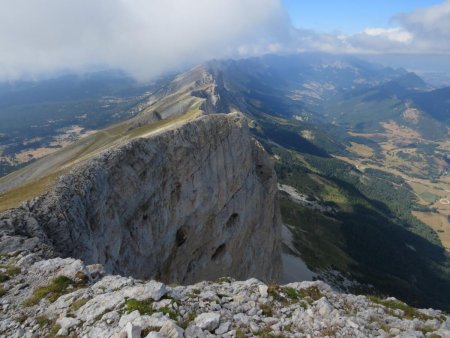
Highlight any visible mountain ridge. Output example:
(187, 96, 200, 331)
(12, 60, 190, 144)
(0, 53, 449, 316)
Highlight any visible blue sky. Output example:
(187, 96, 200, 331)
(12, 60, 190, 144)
(283, 0, 444, 33)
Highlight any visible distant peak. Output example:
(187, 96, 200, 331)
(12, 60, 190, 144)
(391, 72, 427, 90)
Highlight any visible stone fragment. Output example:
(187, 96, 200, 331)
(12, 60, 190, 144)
(159, 321, 184, 338)
(133, 313, 171, 329)
(119, 310, 141, 328)
(194, 312, 221, 331)
(56, 317, 80, 336)
(315, 297, 333, 316)
(145, 333, 165, 338)
(124, 281, 167, 301)
(250, 322, 260, 333)
(258, 285, 268, 298)
(215, 321, 231, 335)
(76, 292, 125, 322)
(125, 322, 141, 338)
(86, 264, 105, 281)
(185, 325, 205, 338)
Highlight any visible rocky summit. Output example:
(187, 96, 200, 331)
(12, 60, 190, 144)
(0, 255, 449, 338)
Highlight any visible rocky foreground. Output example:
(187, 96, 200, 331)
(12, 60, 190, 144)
(0, 252, 449, 338)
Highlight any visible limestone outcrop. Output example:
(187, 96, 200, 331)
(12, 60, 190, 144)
(0, 255, 448, 338)
(0, 113, 281, 284)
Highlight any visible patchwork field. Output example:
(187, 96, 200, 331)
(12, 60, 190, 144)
(413, 210, 450, 251)
(341, 123, 450, 251)
(347, 142, 374, 158)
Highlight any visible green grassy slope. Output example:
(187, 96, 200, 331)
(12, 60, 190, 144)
(0, 108, 202, 212)
(251, 115, 450, 311)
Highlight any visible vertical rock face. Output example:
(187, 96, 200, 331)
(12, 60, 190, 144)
(0, 113, 282, 283)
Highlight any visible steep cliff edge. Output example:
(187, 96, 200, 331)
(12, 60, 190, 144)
(0, 113, 281, 284)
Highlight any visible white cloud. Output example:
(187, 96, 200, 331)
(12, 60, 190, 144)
(395, 0, 450, 53)
(1, 0, 450, 80)
(331, 0, 450, 54)
(279, 1, 450, 56)
(363, 28, 413, 43)
(397, 0, 450, 38)
(0, 0, 286, 80)
(270, 0, 450, 56)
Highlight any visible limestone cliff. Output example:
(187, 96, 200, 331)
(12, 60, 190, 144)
(0, 113, 281, 284)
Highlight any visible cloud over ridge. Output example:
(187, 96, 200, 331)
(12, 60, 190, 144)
(0, 0, 286, 80)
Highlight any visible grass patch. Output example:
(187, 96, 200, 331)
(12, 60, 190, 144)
(320, 326, 339, 336)
(5, 265, 21, 275)
(379, 323, 390, 333)
(216, 277, 233, 284)
(36, 315, 51, 328)
(368, 296, 432, 320)
(0, 170, 66, 212)
(0, 285, 6, 297)
(47, 323, 62, 338)
(260, 303, 273, 316)
(0, 264, 21, 282)
(268, 284, 322, 305)
(236, 329, 246, 338)
(284, 287, 303, 301)
(259, 333, 286, 338)
(257, 327, 285, 338)
(341, 300, 355, 315)
(283, 323, 292, 332)
(160, 306, 177, 320)
(16, 313, 27, 324)
(23, 276, 87, 307)
(0, 274, 9, 283)
(417, 324, 437, 334)
(187, 288, 201, 298)
(124, 298, 154, 316)
(298, 286, 323, 302)
(126, 108, 201, 139)
(178, 311, 196, 329)
(268, 284, 285, 302)
(69, 298, 89, 312)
